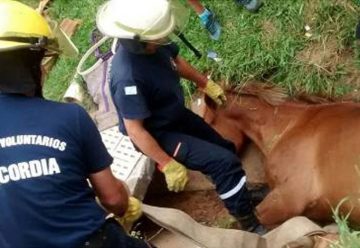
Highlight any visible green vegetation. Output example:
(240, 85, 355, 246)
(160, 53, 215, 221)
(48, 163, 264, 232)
(331, 217, 360, 248)
(21, 0, 360, 100)
(330, 199, 360, 247)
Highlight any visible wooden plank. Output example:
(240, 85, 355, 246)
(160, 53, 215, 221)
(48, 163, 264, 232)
(60, 19, 81, 37)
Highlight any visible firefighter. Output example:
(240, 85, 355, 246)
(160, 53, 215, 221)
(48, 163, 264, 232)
(97, 0, 266, 234)
(0, 1, 149, 247)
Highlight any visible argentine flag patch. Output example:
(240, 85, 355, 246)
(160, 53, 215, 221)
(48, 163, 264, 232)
(124, 86, 138, 95)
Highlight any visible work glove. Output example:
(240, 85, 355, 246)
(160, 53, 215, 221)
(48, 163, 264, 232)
(116, 196, 142, 226)
(202, 79, 227, 106)
(160, 159, 189, 192)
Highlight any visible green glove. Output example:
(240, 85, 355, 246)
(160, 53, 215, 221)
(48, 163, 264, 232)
(161, 159, 189, 192)
(203, 79, 227, 106)
(116, 197, 142, 225)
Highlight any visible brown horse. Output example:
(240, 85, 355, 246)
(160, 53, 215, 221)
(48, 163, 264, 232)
(192, 82, 360, 227)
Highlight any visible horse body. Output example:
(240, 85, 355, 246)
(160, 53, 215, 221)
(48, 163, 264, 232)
(198, 85, 360, 227)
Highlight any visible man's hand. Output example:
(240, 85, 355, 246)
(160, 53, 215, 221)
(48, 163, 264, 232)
(116, 197, 142, 225)
(160, 159, 189, 192)
(174, 56, 226, 105)
(89, 168, 129, 217)
(203, 79, 227, 106)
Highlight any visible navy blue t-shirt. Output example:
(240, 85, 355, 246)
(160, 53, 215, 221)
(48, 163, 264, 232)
(0, 94, 113, 248)
(110, 43, 187, 134)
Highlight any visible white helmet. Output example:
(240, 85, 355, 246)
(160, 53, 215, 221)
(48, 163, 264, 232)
(96, 0, 188, 41)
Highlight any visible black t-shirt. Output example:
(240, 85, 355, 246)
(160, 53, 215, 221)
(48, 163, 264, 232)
(110, 43, 187, 134)
(0, 94, 113, 248)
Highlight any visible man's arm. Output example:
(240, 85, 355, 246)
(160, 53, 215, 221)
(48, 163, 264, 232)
(174, 56, 207, 88)
(124, 118, 189, 192)
(174, 55, 227, 106)
(89, 167, 129, 216)
(124, 118, 171, 166)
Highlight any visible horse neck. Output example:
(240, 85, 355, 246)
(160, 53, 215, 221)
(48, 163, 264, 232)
(229, 95, 304, 155)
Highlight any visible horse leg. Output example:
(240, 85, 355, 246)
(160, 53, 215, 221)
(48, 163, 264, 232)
(256, 185, 307, 227)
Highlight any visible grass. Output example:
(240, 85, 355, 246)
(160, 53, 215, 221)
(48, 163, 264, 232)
(331, 217, 360, 248)
(330, 199, 360, 248)
(20, 0, 360, 101)
(181, 0, 360, 98)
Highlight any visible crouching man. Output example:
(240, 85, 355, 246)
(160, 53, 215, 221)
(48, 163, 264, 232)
(97, 0, 266, 234)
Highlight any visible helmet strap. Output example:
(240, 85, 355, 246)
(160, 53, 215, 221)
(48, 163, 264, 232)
(118, 38, 148, 54)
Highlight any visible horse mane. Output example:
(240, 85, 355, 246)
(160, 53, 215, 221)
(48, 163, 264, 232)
(226, 81, 288, 106)
(225, 81, 334, 106)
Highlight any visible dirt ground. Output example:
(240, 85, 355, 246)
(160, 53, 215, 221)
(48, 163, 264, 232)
(145, 189, 235, 228)
(143, 165, 235, 228)
(137, 175, 236, 242)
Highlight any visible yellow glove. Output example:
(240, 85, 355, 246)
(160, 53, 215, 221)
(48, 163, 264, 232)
(160, 159, 189, 192)
(202, 79, 227, 106)
(116, 197, 142, 225)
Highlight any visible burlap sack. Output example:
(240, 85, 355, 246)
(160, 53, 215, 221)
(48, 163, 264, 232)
(142, 204, 335, 248)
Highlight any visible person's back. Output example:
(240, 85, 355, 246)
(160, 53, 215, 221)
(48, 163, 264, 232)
(0, 95, 111, 248)
(0, 1, 153, 247)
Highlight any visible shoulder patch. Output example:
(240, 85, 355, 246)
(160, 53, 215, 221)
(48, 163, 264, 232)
(124, 86, 138, 95)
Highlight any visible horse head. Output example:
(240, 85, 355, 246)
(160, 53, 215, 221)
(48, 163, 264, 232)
(190, 91, 248, 154)
(191, 82, 289, 154)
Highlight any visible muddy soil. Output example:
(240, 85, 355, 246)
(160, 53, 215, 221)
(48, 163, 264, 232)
(145, 189, 234, 228)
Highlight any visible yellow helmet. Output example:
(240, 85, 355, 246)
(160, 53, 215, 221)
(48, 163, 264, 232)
(0, 0, 78, 56)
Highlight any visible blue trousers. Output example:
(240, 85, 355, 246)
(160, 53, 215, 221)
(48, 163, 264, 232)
(152, 110, 253, 218)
